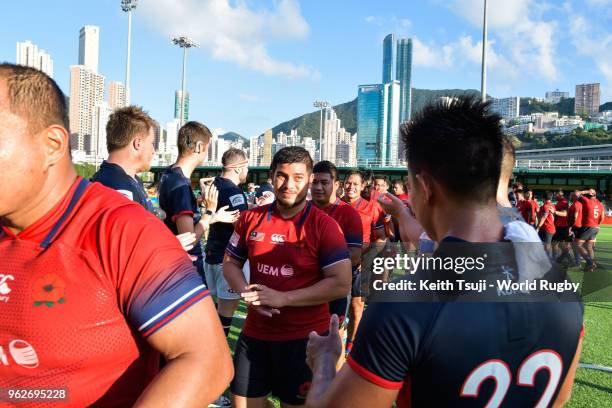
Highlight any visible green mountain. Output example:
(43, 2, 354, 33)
(600, 101, 612, 112)
(270, 88, 481, 139)
(520, 98, 612, 116)
(220, 131, 248, 143)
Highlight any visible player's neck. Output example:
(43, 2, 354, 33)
(435, 201, 504, 243)
(346, 195, 360, 204)
(3, 165, 78, 235)
(276, 198, 307, 219)
(174, 156, 199, 179)
(107, 152, 139, 178)
(314, 194, 337, 209)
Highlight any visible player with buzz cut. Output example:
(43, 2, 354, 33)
(223, 147, 351, 408)
(204, 147, 250, 337)
(311, 160, 363, 366)
(304, 96, 583, 408)
(575, 188, 605, 271)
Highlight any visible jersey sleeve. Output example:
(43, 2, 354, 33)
(227, 187, 248, 212)
(224, 211, 249, 264)
(166, 182, 195, 222)
(344, 207, 364, 248)
(100, 204, 209, 338)
(318, 216, 350, 269)
(371, 202, 385, 231)
(347, 302, 421, 388)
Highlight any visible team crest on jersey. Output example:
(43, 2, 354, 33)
(229, 194, 246, 207)
(0, 274, 14, 303)
(249, 231, 265, 241)
(32, 273, 66, 307)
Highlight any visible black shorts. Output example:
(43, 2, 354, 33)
(575, 227, 599, 241)
(553, 227, 571, 242)
(328, 297, 349, 326)
(231, 333, 313, 405)
(539, 230, 554, 244)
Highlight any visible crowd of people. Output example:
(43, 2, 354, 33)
(0, 63, 588, 407)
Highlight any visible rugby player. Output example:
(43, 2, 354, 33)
(204, 148, 250, 336)
(568, 190, 584, 266)
(223, 147, 351, 407)
(304, 96, 583, 408)
(158, 121, 239, 280)
(91, 106, 197, 252)
(342, 171, 386, 355)
(551, 190, 571, 263)
(0, 64, 233, 406)
(311, 161, 363, 365)
(392, 179, 410, 203)
(575, 188, 605, 271)
(537, 191, 556, 256)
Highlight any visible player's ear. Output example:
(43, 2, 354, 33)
(416, 173, 433, 203)
(133, 136, 142, 151)
(43, 125, 70, 167)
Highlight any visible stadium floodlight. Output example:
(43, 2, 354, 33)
(121, 0, 138, 105)
(172, 36, 200, 126)
(313, 101, 330, 161)
(480, 0, 488, 102)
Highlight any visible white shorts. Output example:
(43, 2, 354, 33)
(204, 261, 250, 300)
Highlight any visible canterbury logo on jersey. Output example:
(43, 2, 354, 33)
(257, 263, 294, 277)
(0, 339, 39, 369)
(270, 234, 285, 244)
(0, 274, 14, 303)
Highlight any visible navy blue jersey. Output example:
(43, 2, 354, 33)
(91, 161, 154, 213)
(348, 237, 583, 408)
(158, 166, 202, 258)
(205, 177, 248, 264)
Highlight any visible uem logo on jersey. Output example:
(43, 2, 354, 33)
(257, 263, 294, 277)
(0, 274, 14, 303)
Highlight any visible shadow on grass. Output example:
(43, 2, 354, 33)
(574, 378, 612, 394)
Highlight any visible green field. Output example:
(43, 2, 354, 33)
(224, 226, 612, 407)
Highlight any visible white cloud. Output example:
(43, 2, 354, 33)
(139, 0, 318, 79)
(586, 0, 612, 6)
(412, 37, 454, 68)
(239, 93, 260, 102)
(448, 0, 560, 81)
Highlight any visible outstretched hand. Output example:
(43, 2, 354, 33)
(306, 314, 342, 372)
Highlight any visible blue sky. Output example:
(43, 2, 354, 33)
(1, 0, 610, 137)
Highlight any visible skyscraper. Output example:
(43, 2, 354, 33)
(382, 34, 395, 84)
(108, 81, 127, 110)
(262, 129, 273, 165)
(91, 101, 113, 160)
(382, 81, 400, 167)
(174, 90, 190, 123)
(69, 65, 105, 152)
(16, 40, 54, 77)
(575, 83, 600, 116)
(357, 84, 384, 165)
(79, 26, 100, 73)
(396, 38, 413, 123)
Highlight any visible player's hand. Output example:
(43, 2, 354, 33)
(256, 191, 275, 206)
(176, 232, 197, 251)
(377, 193, 406, 218)
(251, 304, 281, 318)
(203, 182, 219, 211)
(241, 284, 289, 308)
(306, 314, 342, 371)
(211, 206, 240, 224)
(199, 177, 215, 191)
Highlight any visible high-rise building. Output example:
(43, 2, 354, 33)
(90, 101, 113, 160)
(174, 90, 190, 123)
(249, 136, 260, 166)
(545, 89, 569, 104)
(357, 84, 384, 165)
(382, 34, 395, 84)
(302, 137, 317, 160)
(164, 119, 181, 162)
(396, 38, 412, 123)
(575, 83, 600, 116)
(16, 40, 54, 77)
(491, 97, 520, 119)
(69, 65, 105, 152)
(262, 129, 273, 165)
(79, 26, 100, 73)
(109, 81, 126, 110)
(382, 81, 400, 166)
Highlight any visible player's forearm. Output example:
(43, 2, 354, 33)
(134, 351, 232, 408)
(305, 355, 337, 408)
(223, 258, 249, 293)
(285, 270, 350, 307)
(395, 209, 424, 243)
(349, 247, 362, 267)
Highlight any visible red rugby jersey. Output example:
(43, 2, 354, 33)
(0, 178, 209, 407)
(517, 200, 535, 225)
(346, 198, 385, 244)
(225, 201, 349, 341)
(568, 200, 583, 228)
(318, 198, 363, 250)
(554, 198, 569, 227)
(538, 201, 556, 234)
(579, 196, 604, 227)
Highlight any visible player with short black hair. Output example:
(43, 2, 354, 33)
(537, 191, 556, 254)
(304, 96, 583, 408)
(552, 190, 571, 263)
(223, 147, 351, 407)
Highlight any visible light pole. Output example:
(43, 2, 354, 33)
(172, 36, 199, 126)
(480, 0, 488, 102)
(121, 0, 137, 105)
(313, 101, 329, 161)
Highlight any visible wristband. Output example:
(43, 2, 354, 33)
(204, 209, 214, 216)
